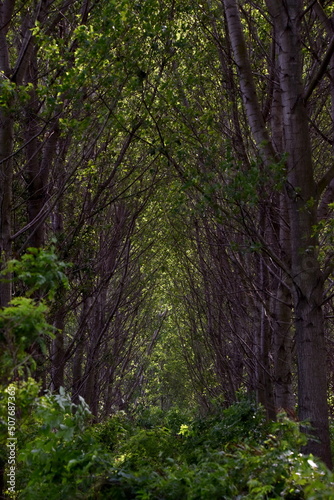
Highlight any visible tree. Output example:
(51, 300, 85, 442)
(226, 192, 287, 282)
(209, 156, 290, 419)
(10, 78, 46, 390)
(221, 0, 333, 466)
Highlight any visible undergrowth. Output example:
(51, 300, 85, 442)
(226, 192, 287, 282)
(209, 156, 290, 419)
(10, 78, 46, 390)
(2, 383, 333, 499)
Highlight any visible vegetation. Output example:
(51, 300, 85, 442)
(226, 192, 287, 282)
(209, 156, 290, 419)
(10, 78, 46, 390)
(2, 381, 334, 499)
(1, 0, 334, 497)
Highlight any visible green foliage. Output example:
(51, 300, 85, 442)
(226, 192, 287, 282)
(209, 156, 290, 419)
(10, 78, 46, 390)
(93, 401, 334, 499)
(3, 247, 69, 300)
(186, 399, 267, 451)
(0, 297, 55, 381)
(0, 378, 39, 468)
(6, 396, 334, 499)
(0, 297, 54, 346)
(0, 248, 69, 380)
(0, 379, 40, 498)
(0, 73, 16, 109)
(92, 411, 133, 452)
(131, 405, 166, 429)
(17, 388, 110, 499)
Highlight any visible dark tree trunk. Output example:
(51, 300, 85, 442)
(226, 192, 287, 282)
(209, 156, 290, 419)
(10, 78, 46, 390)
(223, 0, 332, 466)
(0, 0, 15, 308)
(268, 0, 332, 467)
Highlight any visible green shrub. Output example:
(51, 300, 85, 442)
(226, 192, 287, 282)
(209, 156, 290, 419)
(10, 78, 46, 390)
(4, 394, 333, 499)
(132, 405, 166, 429)
(0, 247, 70, 382)
(17, 388, 111, 499)
(3, 246, 69, 301)
(93, 411, 133, 452)
(99, 401, 334, 500)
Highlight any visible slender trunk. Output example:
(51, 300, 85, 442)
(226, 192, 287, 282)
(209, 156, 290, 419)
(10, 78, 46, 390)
(0, 7, 15, 495)
(83, 288, 106, 417)
(255, 227, 275, 420)
(273, 281, 294, 411)
(270, 80, 295, 412)
(222, 0, 277, 166)
(0, 107, 13, 307)
(103, 367, 114, 417)
(0, 1, 15, 308)
(72, 296, 91, 404)
(51, 307, 65, 391)
(50, 159, 65, 391)
(24, 47, 49, 249)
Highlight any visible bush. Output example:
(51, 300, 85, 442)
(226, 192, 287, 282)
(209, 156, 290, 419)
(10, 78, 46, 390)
(17, 388, 111, 499)
(98, 401, 334, 500)
(93, 411, 133, 452)
(5, 395, 334, 499)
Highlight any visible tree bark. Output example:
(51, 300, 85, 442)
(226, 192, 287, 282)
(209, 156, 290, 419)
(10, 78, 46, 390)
(271, 0, 331, 468)
(0, 0, 15, 308)
(222, 0, 277, 167)
(273, 281, 294, 411)
(223, 0, 332, 466)
(0, 106, 13, 307)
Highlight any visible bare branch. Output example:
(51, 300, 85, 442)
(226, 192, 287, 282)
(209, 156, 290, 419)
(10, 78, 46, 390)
(304, 35, 334, 102)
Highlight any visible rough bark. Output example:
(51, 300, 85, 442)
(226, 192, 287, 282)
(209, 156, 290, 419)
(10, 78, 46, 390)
(270, 72, 295, 411)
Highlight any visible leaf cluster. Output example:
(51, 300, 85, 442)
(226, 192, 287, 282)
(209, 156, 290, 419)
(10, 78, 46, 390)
(16, 388, 110, 500)
(0, 248, 69, 381)
(3, 247, 69, 301)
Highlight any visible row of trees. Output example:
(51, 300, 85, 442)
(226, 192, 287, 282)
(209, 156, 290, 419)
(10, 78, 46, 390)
(1, 0, 334, 467)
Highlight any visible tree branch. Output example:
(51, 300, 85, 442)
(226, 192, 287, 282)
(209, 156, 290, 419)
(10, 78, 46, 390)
(221, 0, 277, 167)
(317, 164, 334, 198)
(304, 35, 334, 103)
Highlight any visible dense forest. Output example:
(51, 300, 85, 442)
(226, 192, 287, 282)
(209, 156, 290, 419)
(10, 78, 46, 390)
(1, 0, 334, 498)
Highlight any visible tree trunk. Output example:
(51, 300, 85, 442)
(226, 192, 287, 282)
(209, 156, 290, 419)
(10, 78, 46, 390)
(270, 83, 295, 411)
(50, 168, 65, 391)
(0, 0, 15, 308)
(0, 107, 13, 308)
(51, 308, 65, 391)
(273, 281, 294, 411)
(223, 0, 332, 466)
(267, 0, 332, 467)
(255, 242, 275, 420)
(72, 296, 91, 404)
(23, 46, 50, 249)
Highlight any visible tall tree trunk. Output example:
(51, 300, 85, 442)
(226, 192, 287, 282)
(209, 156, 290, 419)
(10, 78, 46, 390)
(273, 280, 294, 411)
(83, 287, 107, 417)
(72, 295, 91, 404)
(0, 6, 16, 495)
(223, 0, 332, 466)
(0, 106, 13, 308)
(271, 0, 331, 468)
(24, 47, 50, 249)
(0, 0, 15, 308)
(50, 155, 65, 391)
(270, 80, 295, 412)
